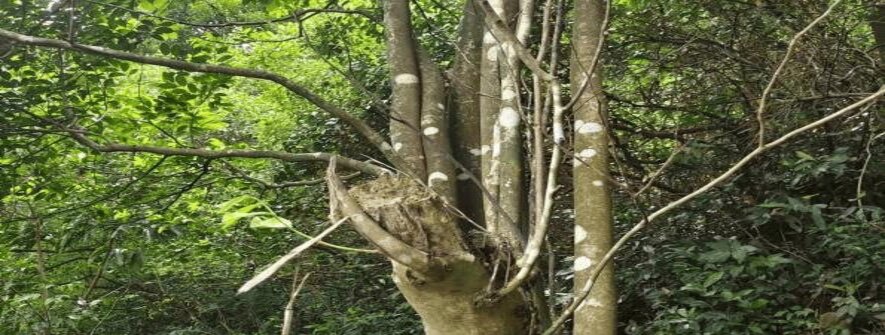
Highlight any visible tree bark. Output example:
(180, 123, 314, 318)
(449, 0, 486, 225)
(383, 0, 426, 178)
(571, 0, 617, 334)
(480, 0, 526, 253)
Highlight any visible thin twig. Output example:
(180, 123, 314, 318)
(281, 270, 311, 335)
(755, 0, 843, 147)
(856, 131, 884, 210)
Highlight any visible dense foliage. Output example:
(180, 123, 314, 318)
(1, 0, 882, 334)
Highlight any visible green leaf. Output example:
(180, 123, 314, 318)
(786, 197, 806, 211)
(703, 271, 724, 288)
(811, 205, 826, 229)
(732, 245, 757, 263)
(757, 202, 787, 208)
(248, 216, 292, 229)
(795, 151, 814, 160)
(699, 248, 731, 263)
(221, 211, 269, 229)
(218, 195, 257, 213)
(699, 240, 733, 263)
(138, 0, 168, 12)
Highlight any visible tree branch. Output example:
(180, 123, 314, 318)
(238, 217, 346, 294)
(755, 0, 842, 147)
(478, 0, 554, 82)
(63, 129, 388, 175)
(0, 28, 399, 164)
(82, 0, 378, 28)
(221, 161, 361, 188)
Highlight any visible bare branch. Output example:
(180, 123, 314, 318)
(221, 161, 362, 188)
(62, 128, 388, 175)
(418, 50, 457, 202)
(856, 131, 884, 210)
(491, 83, 566, 299)
(634, 143, 687, 197)
(561, 0, 610, 112)
(755, 0, 842, 147)
(382, 0, 425, 178)
(281, 270, 311, 335)
(238, 217, 346, 294)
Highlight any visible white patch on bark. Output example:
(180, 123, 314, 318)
(592, 180, 604, 187)
(574, 256, 593, 272)
(486, 47, 498, 61)
(393, 142, 403, 152)
(423, 127, 440, 136)
(381, 142, 392, 151)
(436, 103, 445, 109)
(499, 107, 520, 128)
(428, 172, 449, 186)
(481, 145, 491, 155)
(483, 31, 496, 44)
(578, 148, 598, 158)
(394, 73, 419, 84)
(501, 88, 517, 101)
(492, 142, 501, 158)
(500, 41, 514, 57)
(460, 253, 476, 262)
(553, 108, 565, 143)
(576, 121, 604, 134)
(457, 172, 471, 180)
(575, 225, 588, 243)
(469, 148, 482, 156)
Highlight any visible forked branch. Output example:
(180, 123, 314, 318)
(755, 0, 842, 147)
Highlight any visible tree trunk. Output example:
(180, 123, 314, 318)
(348, 176, 528, 335)
(571, 0, 617, 334)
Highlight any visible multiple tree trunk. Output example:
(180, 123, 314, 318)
(337, 0, 616, 333)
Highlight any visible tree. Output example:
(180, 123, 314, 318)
(1, 0, 882, 334)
